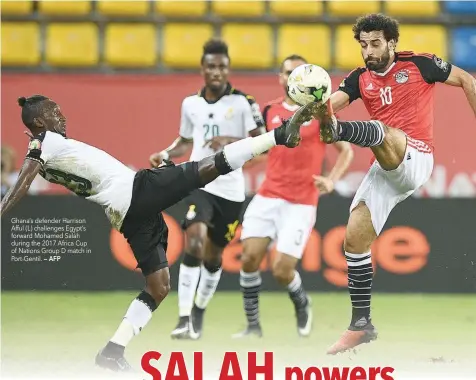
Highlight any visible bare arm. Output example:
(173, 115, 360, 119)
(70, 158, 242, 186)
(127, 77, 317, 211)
(149, 136, 192, 167)
(327, 141, 354, 182)
(313, 141, 354, 195)
(1, 159, 42, 216)
(444, 65, 476, 117)
(163, 136, 193, 158)
(330, 91, 351, 113)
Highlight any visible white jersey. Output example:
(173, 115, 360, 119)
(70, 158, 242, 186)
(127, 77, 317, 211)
(27, 131, 135, 230)
(179, 84, 264, 202)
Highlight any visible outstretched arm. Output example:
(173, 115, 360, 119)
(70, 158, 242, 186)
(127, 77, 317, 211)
(330, 91, 351, 113)
(149, 136, 193, 167)
(444, 65, 476, 117)
(1, 159, 42, 216)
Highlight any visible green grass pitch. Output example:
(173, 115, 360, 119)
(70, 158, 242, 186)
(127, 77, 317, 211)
(2, 291, 475, 379)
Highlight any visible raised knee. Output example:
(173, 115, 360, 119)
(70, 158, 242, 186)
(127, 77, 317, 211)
(149, 280, 170, 304)
(241, 248, 262, 272)
(187, 236, 205, 259)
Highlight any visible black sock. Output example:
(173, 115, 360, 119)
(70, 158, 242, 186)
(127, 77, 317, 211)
(273, 121, 288, 145)
(240, 270, 261, 326)
(345, 252, 373, 330)
(287, 271, 308, 309)
(338, 120, 385, 147)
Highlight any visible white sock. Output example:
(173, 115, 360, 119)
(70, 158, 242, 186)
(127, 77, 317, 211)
(287, 270, 302, 292)
(110, 299, 152, 347)
(223, 131, 276, 170)
(195, 264, 222, 309)
(178, 263, 201, 317)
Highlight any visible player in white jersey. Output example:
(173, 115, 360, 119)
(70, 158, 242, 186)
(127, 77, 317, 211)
(150, 39, 265, 340)
(1, 94, 315, 372)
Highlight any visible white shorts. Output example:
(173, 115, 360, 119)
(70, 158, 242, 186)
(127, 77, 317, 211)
(241, 194, 317, 259)
(350, 138, 434, 235)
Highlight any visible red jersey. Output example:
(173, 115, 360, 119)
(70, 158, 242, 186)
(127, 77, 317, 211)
(258, 98, 326, 206)
(338, 51, 452, 151)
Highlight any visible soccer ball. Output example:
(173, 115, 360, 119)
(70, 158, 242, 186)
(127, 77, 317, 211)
(287, 64, 332, 106)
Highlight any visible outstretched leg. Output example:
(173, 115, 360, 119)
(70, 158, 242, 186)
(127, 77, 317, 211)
(196, 102, 314, 185)
(96, 103, 315, 369)
(312, 101, 407, 170)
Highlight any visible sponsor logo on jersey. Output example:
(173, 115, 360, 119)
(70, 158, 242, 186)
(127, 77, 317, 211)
(395, 70, 409, 84)
(186, 205, 196, 220)
(365, 82, 374, 90)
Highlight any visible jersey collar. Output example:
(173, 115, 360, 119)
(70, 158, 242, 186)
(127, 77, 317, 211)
(198, 83, 233, 104)
(371, 61, 396, 77)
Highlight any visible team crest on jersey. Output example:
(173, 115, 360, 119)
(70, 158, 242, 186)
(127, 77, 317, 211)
(394, 70, 409, 84)
(186, 205, 196, 220)
(225, 107, 234, 120)
(434, 56, 449, 72)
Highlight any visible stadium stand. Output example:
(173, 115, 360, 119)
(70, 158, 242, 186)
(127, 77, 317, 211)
(162, 23, 214, 68)
(104, 23, 157, 67)
(96, 1, 150, 16)
(277, 25, 331, 68)
(269, 1, 323, 17)
(335, 24, 362, 70)
(1, 0, 475, 72)
(384, 1, 440, 17)
(398, 25, 447, 58)
(46, 23, 99, 67)
(211, 0, 266, 17)
(444, 1, 476, 14)
(155, 1, 208, 17)
(451, 27, 476, 70)
(38, 1, 92, 16)
(327, 1, 380, 16)
(0, 0, 32, 15)
(1, 22, 40, 66)
(222, 23, 273, 69)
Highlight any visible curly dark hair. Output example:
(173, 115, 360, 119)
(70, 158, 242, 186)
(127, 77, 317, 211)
(352, 14, 399, 43)
(201, 38, 229, 64)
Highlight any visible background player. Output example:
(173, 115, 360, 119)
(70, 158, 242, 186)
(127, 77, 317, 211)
(149, 38, 265, 340)
(1, 94, 313, 371)
(310, 14, 476, 354)
(235, 55, 354, 338)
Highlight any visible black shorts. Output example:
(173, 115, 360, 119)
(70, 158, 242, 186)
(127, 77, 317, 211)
(120, 162, 202, 276)
(181, 189, 243, 247)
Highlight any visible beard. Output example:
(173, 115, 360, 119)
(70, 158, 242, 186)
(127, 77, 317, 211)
(365, 47, 391, 72)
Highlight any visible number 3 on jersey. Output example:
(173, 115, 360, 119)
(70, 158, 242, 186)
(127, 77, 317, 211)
(380, 87, 393, 106)
(203, 124, 219, 140)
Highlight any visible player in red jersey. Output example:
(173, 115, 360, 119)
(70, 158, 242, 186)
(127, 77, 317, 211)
(310, 14, 476, 354)
(234, 55, 354, 338)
